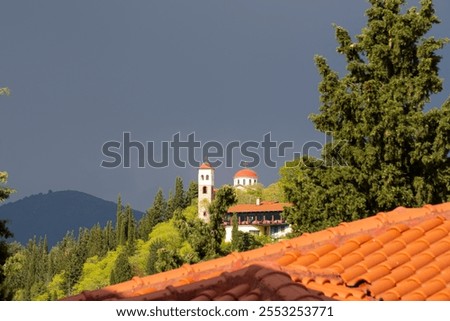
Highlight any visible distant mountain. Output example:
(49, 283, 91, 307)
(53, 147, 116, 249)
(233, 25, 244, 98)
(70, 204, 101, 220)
(0, 190, 144, 246)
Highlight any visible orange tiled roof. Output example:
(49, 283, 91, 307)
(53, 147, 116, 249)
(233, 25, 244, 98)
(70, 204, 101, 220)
(63, 202, 450, 301)
(234, 168, 258, 179)
(227, 201, 291, 213)
(199, 162, 213, 169)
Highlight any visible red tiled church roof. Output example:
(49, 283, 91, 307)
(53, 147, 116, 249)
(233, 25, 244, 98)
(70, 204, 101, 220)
(63, 202, 450, 301)
(227, 201, 291, 213)
(233, 168, 258, 179)
(199, 162, 213, 169)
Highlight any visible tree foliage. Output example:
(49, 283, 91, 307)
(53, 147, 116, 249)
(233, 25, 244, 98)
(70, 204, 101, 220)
(207, 185, 237, 257)
(185, 181, 198, 206)
(0, 220, 13, 299)
(110, 250, 133, 285)
(235, 184, 263, 204)
(0, 171, 14, 299)
(281, 0, 450, 234)
(74, 251, 119, 294)
(231, 213, 264, 251)
(231, 213, 240, 251)
(167, 176, 188, 215)
(0, 87, 10, 96)
(139, 189, 167, 240)
(262, 182, 286, 202)
(1, 178, 265, 299)
(0, 171, 14, 202)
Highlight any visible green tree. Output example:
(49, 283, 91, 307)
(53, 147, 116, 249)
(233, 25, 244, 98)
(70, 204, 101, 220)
(187, 220, 211, 260)
(153, 247, 183, 273)
(235, 183, 263, 204)
(262, 182, 286, 202)
(207, 185, 237, 257)
(104, 220, 116, 252)
(146, 239, 164, 275)
(230, 213, 263, 252)
(60, 232, 83, 297)
(0, 171, 14, 202)
(116, 195, 126, 245)
(281, 0, 450, 234)
(15, 237, 49, 300)
(168, 176, 188, 213)
(116, 202, 137, 250)
(235, 231, 263, 252)
(0, 220, 13, 299)
(139, 189, 167, 240)
(230, 213, 240, 251)
(73, 250, 119, 293)
(0, 170, 14, 299)
(2, 243, 25, 300)
(125, 205, 137, 255)
(110, 251, 133, 285)
(86, 223, 105, 258)
(172, 202, 211, 262)
(185, 180, 198, 206)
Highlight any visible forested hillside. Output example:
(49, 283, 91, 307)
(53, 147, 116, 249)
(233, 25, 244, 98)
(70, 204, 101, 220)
(0, 190, 144, 246)
(2, 177, 274, 300)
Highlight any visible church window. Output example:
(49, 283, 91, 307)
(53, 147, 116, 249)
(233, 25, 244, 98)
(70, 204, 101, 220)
(201, 175, 204, 180)
(203, 186, 207, 194)
(206, 175, 209, 180)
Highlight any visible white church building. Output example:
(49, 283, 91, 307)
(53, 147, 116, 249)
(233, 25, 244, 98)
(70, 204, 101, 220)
(233, 168, 258, 189)
(197, 162, 292, 241)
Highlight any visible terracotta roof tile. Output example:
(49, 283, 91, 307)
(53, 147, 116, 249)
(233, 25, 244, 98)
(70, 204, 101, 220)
(199, 162, 213, 169)
(123, 265, 333, 301)
(63, 202, 450, 301)
(402, 276, 448, 301)
(427, 287, 450, 301)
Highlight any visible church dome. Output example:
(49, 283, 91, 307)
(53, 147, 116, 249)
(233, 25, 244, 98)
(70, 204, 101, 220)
(234, 168, 258, 179)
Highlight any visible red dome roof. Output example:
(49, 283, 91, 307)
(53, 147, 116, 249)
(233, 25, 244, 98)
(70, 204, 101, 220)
(199, 162, 213, 169)
(234, 168, 258, 179)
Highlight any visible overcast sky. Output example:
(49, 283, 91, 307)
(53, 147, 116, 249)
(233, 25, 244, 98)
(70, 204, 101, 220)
(1, 0, 449, 212)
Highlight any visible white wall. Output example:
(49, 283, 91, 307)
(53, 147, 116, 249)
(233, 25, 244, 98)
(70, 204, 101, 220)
(225, 224, 291, 242)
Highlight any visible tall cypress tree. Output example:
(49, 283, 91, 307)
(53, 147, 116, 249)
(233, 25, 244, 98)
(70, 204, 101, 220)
(207, 186, 237, 257)
(110, 251, 133, 285)
(186, 180, 198, 206)
(104, 220, 116, 252)
(231, 213, 240, 251)
(60, 232, 82, 297)
(139, 189, 167, 240)
(115, 195, 127, 246)
(125, 205, 136, 255)
(281, 0, 450, 234)
(87, 223, 104, 258)
(146, 240, 164, 275)
(76, 228, 89, 263)
(173, 176, 187, 211)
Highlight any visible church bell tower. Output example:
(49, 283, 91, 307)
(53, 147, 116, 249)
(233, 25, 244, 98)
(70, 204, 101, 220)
(198, 162, 214, 222)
